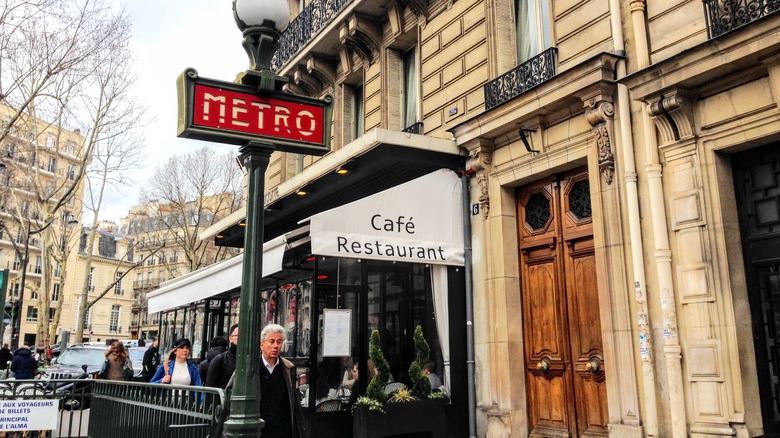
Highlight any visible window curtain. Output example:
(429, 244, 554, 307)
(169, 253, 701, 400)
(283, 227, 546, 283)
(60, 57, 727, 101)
(403, 47, 418, 129)
(431, 264, 451, 394)
(515, 0, 539, 63)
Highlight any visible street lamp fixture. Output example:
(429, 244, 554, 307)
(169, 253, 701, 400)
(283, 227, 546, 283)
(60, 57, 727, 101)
(233, 0, 290, 90)
(224, 1, 292, 437)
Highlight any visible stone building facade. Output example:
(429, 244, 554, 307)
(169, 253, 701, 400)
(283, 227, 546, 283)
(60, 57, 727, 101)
(208, 0, 780, 436)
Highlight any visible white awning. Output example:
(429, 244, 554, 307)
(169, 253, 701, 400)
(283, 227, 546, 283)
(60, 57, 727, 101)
(147, 234, 287, 314)
(307, 169, 465, 266)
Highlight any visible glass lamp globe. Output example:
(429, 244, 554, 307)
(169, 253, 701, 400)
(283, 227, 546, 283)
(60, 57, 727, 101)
(234, 0, 290, 33)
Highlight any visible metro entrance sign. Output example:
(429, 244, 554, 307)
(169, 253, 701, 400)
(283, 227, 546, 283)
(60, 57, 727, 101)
(177, 68, 333, 155)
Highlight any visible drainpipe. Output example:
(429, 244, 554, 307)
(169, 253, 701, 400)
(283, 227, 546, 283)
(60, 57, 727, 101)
(629, 1, 689, 436)
(608, 0, 659, 435)
(460, 171, 477, 438)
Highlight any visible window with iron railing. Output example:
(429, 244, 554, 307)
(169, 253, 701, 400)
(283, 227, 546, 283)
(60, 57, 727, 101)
(484, 48, 557, 111)
(484, 0, 556, 110)
(272, 0, 354, 71)
(703, 0, 780, 38)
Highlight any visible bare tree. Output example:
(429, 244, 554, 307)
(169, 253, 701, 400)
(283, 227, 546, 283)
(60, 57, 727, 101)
(138, 146, 244, 276)
(0, 0, 143, 347)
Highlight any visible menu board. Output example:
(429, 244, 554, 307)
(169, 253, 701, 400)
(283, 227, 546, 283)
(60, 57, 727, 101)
(322, 309, 351, 357)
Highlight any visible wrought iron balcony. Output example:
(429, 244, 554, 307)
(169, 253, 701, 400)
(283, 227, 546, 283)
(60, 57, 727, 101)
(272, 0, 354, 71)
(483, 48, 557, 111)
(403, 122, 424, 134)
(703, 0, 780, 38)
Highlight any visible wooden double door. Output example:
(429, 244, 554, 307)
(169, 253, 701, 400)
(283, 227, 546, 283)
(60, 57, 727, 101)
(517, 169, 608, 437)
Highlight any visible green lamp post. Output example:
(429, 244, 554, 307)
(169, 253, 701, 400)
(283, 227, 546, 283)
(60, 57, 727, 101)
(223, 0, 289, 437)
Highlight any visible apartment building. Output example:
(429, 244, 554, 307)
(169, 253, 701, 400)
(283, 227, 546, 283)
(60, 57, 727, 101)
(61, 223, 137, 343)
(124, 195, 239, 348)
(0, 104, 86, 348)
(153, 0, 780, 436)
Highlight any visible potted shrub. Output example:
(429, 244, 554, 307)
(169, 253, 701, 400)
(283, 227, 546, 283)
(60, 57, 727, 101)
(352, 327, 446, 437)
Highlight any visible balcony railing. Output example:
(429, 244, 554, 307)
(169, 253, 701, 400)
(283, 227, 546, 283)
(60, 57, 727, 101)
(403, 122, 424, 134)
(704, 0, 780, 38)
(272, 0, 354, 71)
(133, 278, 163, 290)
(483, 48, 557, 111)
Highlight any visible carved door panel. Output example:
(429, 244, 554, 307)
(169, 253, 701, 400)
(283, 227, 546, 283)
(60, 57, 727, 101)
(518, 169, 608, 437)
(732, 145, 780, 434)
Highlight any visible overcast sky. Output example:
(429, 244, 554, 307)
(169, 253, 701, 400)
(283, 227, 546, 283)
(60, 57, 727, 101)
(99, 1, 246, 224)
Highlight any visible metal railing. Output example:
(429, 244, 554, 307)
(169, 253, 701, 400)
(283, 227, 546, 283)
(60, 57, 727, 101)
(90, 381, 226, 438)
(483, 48, 557, 111)
(703, 0, 780, 38)
(272, 0, 354, 70)
(0, 379, 226, 438)
(402, 122, 424, 134)
(0, 379, 90, 437)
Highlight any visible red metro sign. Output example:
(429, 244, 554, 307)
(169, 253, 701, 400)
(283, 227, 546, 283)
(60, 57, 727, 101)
(177, 68, 332, 155)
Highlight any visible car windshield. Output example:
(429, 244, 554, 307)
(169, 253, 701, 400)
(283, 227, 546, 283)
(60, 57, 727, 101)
(56, 348, 106, 367)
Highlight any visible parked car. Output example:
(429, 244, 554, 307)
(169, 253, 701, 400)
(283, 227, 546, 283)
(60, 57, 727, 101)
(40, 344, 107, 410)
(128, 347, 146, 381)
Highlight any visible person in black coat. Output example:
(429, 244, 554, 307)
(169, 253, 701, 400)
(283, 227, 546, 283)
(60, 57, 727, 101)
(11, 344, 38, 379)
(198, 335, 228, 383)
(0, 344, 12, 370)
(206, 324, 238, 389)
(141, 338, 161, 382)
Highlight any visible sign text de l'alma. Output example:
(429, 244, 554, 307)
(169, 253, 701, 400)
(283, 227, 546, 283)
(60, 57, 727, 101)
(177, 68, 333, 156)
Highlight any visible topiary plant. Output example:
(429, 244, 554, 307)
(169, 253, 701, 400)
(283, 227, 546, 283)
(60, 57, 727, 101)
(364, 329, 391, 403)
(408, 325, 432, 399)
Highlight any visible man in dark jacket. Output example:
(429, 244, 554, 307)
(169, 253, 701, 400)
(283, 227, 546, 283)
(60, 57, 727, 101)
(0, 344, 12, 370)
(198, 335, 228, 383)
(206, 324, 238, 389)
(141, 337, 161, 382)
(11, 344, 38, 379)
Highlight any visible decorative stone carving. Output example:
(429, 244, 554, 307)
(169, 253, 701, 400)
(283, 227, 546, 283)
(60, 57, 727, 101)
(292, 66, 322, 96)
(466, 139, 493, 173)
(339, 14, 382, 66)
(585, 99, 616, 185)
(476, 173, 489, 219)
(466, 139, 494, 219)
(398, 0, 428, 23)
(306, 55, 337, 92)
(647, 88, 694, 145)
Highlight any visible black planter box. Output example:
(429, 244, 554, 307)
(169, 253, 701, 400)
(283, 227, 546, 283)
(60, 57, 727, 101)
(352, 398, 446, 437)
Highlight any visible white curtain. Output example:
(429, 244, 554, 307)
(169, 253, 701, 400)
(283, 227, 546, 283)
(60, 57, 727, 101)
(403, 47, 418, 128)
(431, 264, 451, 394)
(515, 0, 538, 63)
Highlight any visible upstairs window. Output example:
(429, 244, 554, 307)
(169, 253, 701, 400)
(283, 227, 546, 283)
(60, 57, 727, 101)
(515, 0, 552, 63)
(402, 47, 419, 130)
(115, 272, 124, 295)
(353, 84, 364, 140)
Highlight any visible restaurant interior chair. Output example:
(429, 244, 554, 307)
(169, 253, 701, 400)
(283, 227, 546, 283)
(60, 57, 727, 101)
(315, 399, 344, 412)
